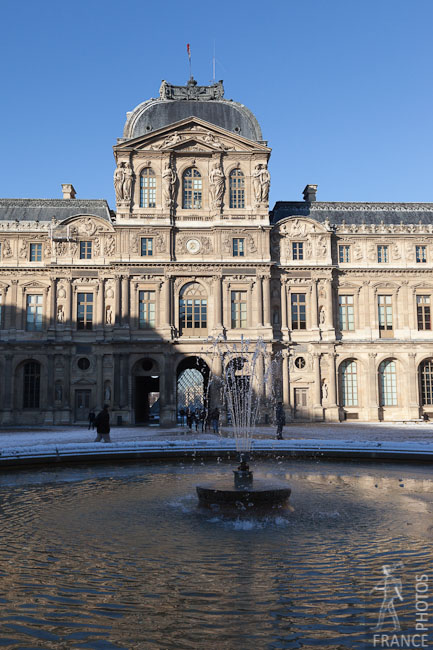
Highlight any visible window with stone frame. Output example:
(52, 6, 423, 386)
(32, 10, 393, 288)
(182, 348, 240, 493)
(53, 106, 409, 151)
(340, 359, 358, 406)
(292, 242, 304, 261)
(231, 291, 247, 328)
(80, 241, 92, 259)
(338, 295, 355, 331)
(291, 293, 306, 330)
(30, 243, 42, 262)
(416, 245, 427, 263)
(139, 168, 156, 208)
(379, 359, 397, 406)
(417, 295, 431, 330)
(179, 282, 207, 335)
(420, 359, 433, 406)
(232, 238, 245, 257)
(77, 292, 93, 330)
(182, 168, 202, 209)
(23, 360, 41, 408)
(141, 237, 153, 256)
(338, 245, 351, 263)
(139, 290, 156, 329)
(229, 169, 245, 208)
(26, 294, 43, 331)
(377, 245, 389, 263)
(378, 294, 393, 335)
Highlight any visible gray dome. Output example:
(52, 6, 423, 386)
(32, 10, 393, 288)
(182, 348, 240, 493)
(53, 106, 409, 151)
(122, 79, 263, 143)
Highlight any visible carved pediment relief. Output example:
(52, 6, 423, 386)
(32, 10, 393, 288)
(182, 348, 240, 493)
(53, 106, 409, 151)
(276, 217, 328, 237)
(21, 281, 49, 290)
(53, 215, 114, 236)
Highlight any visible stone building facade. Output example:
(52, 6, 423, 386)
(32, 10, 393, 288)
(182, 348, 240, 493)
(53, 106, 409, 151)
(1, 77, 433, 425)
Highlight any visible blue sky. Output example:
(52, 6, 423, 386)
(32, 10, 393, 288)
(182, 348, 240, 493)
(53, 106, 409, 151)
(0, 0, 432, 208)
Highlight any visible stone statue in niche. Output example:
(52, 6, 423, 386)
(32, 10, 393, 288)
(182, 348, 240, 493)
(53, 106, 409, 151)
(209, 162, 225, 209)
(105, 305, 113, 325)
(322, 380, 328, 400)
(18, 241, 27, 259)
(105, 235, 115, 256)
(317, 236, 327, 258)
(55, 382, 63, 401)
(162, 162, 176, 208)
(3, 240, 12, 258)
(57, 305, 64, 323)
(319, 307, 326, 326)
(104, 384, 111, 402)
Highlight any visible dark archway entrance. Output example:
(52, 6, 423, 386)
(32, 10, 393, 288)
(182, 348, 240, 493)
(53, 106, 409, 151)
(176, 357, 210, 422)
(134, 358, 160, 425)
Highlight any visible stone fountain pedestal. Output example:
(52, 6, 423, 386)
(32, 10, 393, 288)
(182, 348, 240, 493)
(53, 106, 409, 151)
(196, 454, 291, 509)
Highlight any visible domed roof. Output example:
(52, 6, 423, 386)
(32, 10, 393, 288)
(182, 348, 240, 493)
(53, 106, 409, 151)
(122, 78, 264, 143)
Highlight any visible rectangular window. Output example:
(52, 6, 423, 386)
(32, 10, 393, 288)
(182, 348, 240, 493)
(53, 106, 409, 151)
(141, 238, 153, 256)
(231, 291, 247, 328)
(377, 245, 389, 263)
(26, 294, 43, 331)
(417, 295, 431, 330)
(339, 295, 355, 331)
(292, 242, 304, 261)
(77, 293, 93, 330)
(139, 290, 156, 329)
(378, 295, 393, 334)
(30, 243, 42, 261)
(339, 245, 351, 263)
(416, 245, 427, 263)
(291, 293, 306, 330)
(233, 238, 245, 257)
(80, 241, 92, 259)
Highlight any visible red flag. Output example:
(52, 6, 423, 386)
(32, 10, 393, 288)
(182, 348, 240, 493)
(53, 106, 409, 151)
(187, 43, 191, 61)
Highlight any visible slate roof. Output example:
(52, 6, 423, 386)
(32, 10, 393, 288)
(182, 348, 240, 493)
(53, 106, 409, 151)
(271, 202, 433, 226)
(0, 199, 112, 222)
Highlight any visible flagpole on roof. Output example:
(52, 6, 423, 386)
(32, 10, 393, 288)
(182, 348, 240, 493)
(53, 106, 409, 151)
(187, 43, 192, 79)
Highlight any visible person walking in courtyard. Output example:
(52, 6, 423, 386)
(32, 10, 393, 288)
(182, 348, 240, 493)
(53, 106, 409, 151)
(94, 405, 111, 443)
(186, 408, 193, 430)
(275, 402, 285, 440)
(210, 407, 220, 435)
(88, 409, 95, 430)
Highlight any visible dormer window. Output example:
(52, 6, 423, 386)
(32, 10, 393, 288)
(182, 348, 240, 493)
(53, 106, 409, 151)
(140, 168, 156, 208)
(183, 168, 202, 209)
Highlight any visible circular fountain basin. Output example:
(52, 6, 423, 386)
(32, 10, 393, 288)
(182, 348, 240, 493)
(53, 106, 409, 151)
(196, 477, 291, 508)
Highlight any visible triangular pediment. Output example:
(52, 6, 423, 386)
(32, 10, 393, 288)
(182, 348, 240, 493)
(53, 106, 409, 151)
(114, 116, 271, 154)
(21, 281, 49, 290)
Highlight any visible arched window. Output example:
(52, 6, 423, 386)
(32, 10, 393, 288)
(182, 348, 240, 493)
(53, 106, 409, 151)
(139, 168, 156, 208)
(379, 359, 397, 406)
(420, 359, 433, 405)
(23, 361, 40, 408)
(182, 168, 202, 209)
(340, 359, 358, 406)
(179, 282, 207, 335)
(229, 169, 245, 208)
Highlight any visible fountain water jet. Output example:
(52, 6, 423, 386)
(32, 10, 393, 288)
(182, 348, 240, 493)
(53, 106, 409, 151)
(196, 337, 291, 509)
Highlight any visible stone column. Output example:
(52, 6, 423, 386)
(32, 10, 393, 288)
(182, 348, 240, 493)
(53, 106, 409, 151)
(281, 280, 288, 332)
(65, 280, 72, 331)
(408, 352, 420, 417)
(247, 282, 254, 328)
(121, 276, 129, 327)
(3, 353, 13, 419)
(45, 354, 54, 423)
(368, 352, 379, 421)
(96, 353, 103, 408)
(63, 352, 71, 410)
(121, 354, 129, 409)
(9, 280, 18, 333)
(114, 276, 121, 327)
(162, 275, 171, 331)
(310, 279, 318, 329)
(263, 275, 271, 328)
(325, 278, 334, 329)
(49, 277, 56, 330)
(113, 353, 121, 409)
(325, 352, 339, 422)
(213, 276, 222, 329)
(256, 275, 263, 327)
(97, 279, 105, 330)
(282, 350, 291, 416)
(313, 353, 322, 407)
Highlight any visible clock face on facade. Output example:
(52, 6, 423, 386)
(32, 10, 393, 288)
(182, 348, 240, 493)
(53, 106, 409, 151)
(186, 238, 201, 254)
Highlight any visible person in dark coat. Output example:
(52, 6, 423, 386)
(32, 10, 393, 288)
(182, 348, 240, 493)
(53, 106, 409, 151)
(275, 402, 285, 440)
(186, 408, 193, 430)
(88, 410, 96, 430)
(210, 407, 220, 435)
(94, 405, 111, 443)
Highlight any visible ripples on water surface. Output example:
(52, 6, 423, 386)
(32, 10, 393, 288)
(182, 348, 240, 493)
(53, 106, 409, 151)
(0, 460, 432, 649)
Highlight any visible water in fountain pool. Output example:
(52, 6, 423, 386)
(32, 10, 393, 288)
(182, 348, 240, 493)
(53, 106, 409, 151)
(0, 459, 432, 649)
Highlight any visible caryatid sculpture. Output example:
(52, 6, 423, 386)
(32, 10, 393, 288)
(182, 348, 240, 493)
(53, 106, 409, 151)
(114, 163, 125, 201)
(123, 163, 134, 201)
(162, 162, 176, 209)
(253, 163, 271, 204)
(209, 162, 225, 210)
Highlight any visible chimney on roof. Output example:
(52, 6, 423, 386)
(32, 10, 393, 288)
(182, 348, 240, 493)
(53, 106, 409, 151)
(303, 184, 317, 202)
(62, 184, 76, 199)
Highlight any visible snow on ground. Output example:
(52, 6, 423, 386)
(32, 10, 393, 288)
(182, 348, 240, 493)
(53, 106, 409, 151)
(0, 421, 432, 455)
